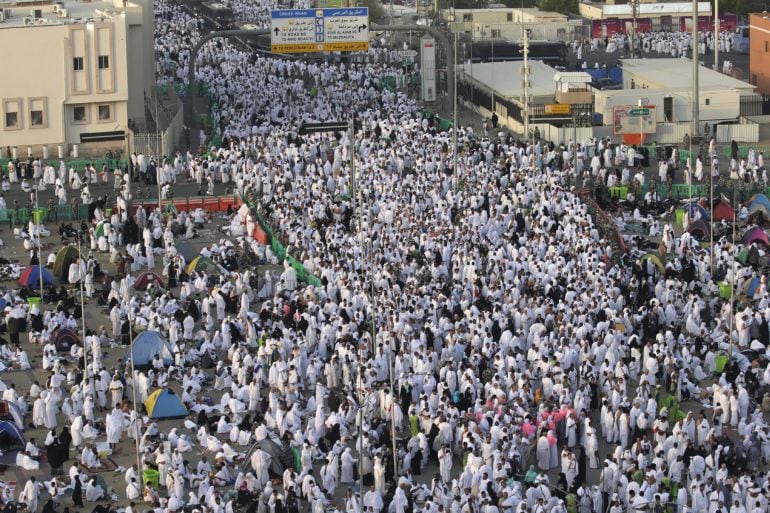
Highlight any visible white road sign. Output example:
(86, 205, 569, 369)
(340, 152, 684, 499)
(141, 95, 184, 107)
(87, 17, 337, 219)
(270, 8, 369, 53)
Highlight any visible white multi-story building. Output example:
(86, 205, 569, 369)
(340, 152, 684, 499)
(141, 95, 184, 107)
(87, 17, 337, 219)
(444, 7, 578, 42)
(0, 0, 154, 156)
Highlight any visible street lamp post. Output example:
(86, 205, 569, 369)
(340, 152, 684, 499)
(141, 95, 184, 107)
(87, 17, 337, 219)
(448, 10, 458, 191)
(714, 0, 719, 71)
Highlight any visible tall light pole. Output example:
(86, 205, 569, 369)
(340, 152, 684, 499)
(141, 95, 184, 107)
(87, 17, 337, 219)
(728, 193, 736, 360)
(522, 29, 531, 141)
(449, 9, 459, 191)
(691, 0, 700, 139)
(714, 0, 719, 71)
(491, 25, 495, 114)
(630, 0, 639, 57)
(77, 230, 88, 388)
(709, 160, 714, 276)
(128, 318, 144, 480)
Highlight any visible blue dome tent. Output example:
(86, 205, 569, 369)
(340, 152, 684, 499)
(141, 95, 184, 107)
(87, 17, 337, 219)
(683, 203, 710, 221)
(0, 420, 25, 449)
(0, 400, 24, 429)
(748, 193, 770, 211)
(144, 389, 188, 419)
(747, 276, 767, 297)
(18, 265, 55, 287)
(126, 331, 174, 367)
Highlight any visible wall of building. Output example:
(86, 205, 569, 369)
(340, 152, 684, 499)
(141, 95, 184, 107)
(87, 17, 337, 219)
(450, 8, 573, 41)
(594, 89, 742, 124)
(0, 24, 67, 147)
(0, 7, 144, 152)
(123, 0, 154, 122)
(750, 14, 770, 94)
(471, 22, 571, 41)
(580, 1, 711, 20)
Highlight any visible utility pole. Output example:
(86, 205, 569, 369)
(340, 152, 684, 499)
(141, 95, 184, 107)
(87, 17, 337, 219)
(630, 0, 639, 58)
(691, 0, 700, 138)
(349, 118, 356, 207)
(710, 158, 714, 276)
(453, 29, 458, 191)
(491, 25, 495, 112)
(714, 0, 719, 71)
(154, 91, 163, 220)
(573, 111, 578, 179)
(522, 29, 530, 140)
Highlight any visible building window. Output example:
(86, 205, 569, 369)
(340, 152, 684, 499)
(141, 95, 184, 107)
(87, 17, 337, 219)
(29, 98, 46, 128)
(98, 104, 111, 121)
(491, 29, 501, 38)
(463, 13, 472, 21)
(705, 98, 711, 106)
(507, 12, 512, 21)
(73, 57, 84, 71)
(4, 112, 18, 128)
(3, 99, 20, 129)
(73, 105, 87, 123)
(30, 110, 43, 127)
(98, 55, 109, 69)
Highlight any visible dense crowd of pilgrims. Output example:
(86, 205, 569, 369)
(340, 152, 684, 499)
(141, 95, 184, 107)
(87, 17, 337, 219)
(0, 3, 769, 513)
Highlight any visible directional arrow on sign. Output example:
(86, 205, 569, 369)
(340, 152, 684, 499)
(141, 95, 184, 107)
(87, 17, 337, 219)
(274, 27, 280, 36)
(358, 24, 367, 31)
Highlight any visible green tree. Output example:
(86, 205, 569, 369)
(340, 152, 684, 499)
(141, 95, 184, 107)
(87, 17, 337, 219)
(359, 0, 385, 21)
(715, 0, 767, 15)
(454, 0, 489, 9)
(498, 0, 537, 8)
(537, 0, 577, 14)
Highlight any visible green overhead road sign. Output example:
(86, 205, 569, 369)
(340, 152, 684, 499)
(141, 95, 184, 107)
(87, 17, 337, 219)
(629, 108, 650, 116)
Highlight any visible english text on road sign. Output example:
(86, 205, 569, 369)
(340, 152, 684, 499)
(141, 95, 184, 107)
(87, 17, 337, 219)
(544, 104, 570, 115)
(270, 8, 369, 53)
(614, 105, 656, 134)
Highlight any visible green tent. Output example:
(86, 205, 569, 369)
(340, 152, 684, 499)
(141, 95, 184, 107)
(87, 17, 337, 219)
(186, 255, 221, 275)
(174, 241, 197, 262)
(95, 221, 107, 238)
(52, 246, 82, 281)
(639, 253, 665, 274)
(736, 248, 750, 265)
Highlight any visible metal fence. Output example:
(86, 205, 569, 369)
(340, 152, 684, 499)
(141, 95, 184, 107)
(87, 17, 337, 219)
(132, 133, 164, 159)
